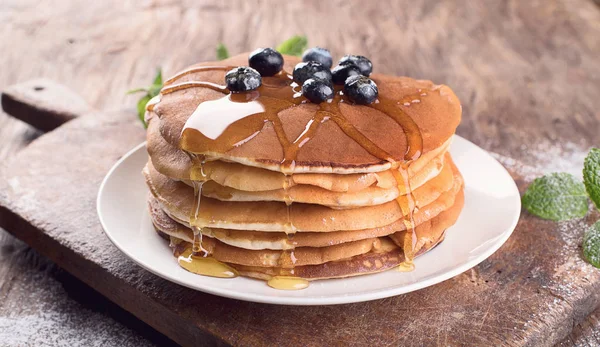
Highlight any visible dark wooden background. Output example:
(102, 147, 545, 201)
(1, 0, 599, 345)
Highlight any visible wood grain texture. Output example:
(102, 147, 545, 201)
(560, 304, 600, 346)
(0, 97, 161, 345)
(1, 79, 91, 131)
(0, 0, 599, 346)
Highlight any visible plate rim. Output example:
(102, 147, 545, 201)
(97, 135, 521, 305)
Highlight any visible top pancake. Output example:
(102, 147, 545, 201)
(146, 111, 451, 190)
(150, 53, 462, 174)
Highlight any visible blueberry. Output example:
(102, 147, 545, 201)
(225, 67, 262, 92)
(248, 48, 284, 76)
(302, 78, 334, 103)
(331, 64, 362, 85)
(302, 47, 333, 69)
(343, 75, 378, 105)
(339, 55, 373, 76)
(293, 61, 332, 84)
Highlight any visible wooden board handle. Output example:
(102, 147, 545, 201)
(1, 79, 93, 132)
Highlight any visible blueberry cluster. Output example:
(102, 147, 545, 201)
(295, 48, 378, 105)
(224, 47, 378, 105)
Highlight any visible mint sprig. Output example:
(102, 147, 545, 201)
(584, 148, 600, 210)
(522, 147, 600, 268)
(127, 69, 162, 128)
(217, 43, 229, 60)
(276, 35, 308, 56)
(522, 173, 588, 221)
(583, 221, 600, 268)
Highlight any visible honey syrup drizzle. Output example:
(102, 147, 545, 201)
(178, 247, 238, 278)
(190, 179, 207, 255)
(397, 261, 416, 272)
(371, 96, 422, 160)
(267, 276, 309, 290)
(161, 81, 227, 95)
(323, 97, 395, 161)
(164, 66, 235, 86)
(152, 63, 427, 286)
(186, 153, 211, 265)
(391, 165, 418, 270)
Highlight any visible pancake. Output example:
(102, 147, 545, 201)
(151, 54, 461, 174)
(231, 240, 403, 280)
(142, 50, 465, 287)
(183, 236, 381, 268)
(149, 184, 464, 251)
(148, 112, 452, 192)
(144, 156, 462, 232)
(198, 153, 452, 208)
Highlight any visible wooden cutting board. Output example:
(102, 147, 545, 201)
(0, 78, 599, 347)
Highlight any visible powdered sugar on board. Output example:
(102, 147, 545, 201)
(0, 234, 156, 347)
(549, 218, 597, 291)
(0, 272, 155, 347)
(491, 141, 589, 182)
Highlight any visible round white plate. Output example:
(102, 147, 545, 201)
(97, 135, 520, 305)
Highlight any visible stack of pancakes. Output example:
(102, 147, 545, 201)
(144, 54, 464, 286)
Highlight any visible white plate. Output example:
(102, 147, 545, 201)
(97, 135, 520, 305)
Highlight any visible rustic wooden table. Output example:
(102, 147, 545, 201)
(1, 1, 599, 346)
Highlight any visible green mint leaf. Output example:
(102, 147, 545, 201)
(128, 68, 163, 128)
(152, 68, 162, 86)
(126, 88, 148, 94)
(583, 221, 600, 268)
(137, 95, 151, 128)
(148, 69, 163, 97)
(216, 43, 229, 60)
(276, 35, 308, 56)
(522, 172, 588, 221)
(584, 148, 600, 210)
(148, 83, 162, 98)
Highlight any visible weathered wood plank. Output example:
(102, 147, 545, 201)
(1, 79, 90, 131)
(0, 112, 164, 346)
(560, 305, 600, 346)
